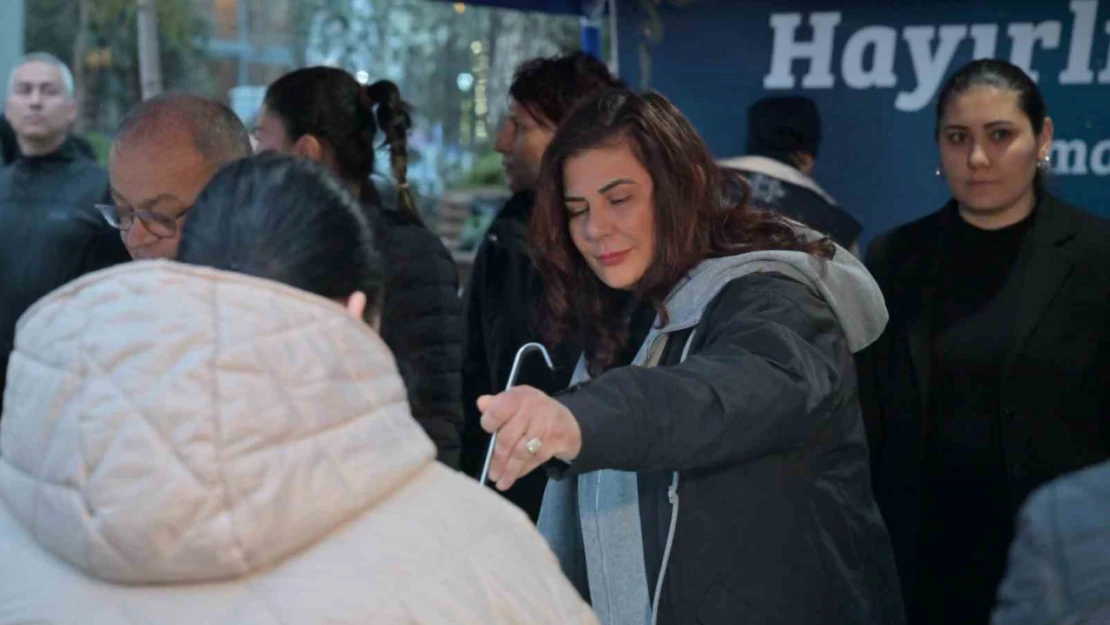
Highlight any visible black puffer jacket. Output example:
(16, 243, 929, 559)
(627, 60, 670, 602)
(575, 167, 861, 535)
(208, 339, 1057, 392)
(369, 203, 465, 468)
(460, 191, 581, 520)
(0, 141, 130, 413)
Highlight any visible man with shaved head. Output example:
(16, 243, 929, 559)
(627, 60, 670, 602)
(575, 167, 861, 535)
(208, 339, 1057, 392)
(106, 93, 252, 259)
(0, 53, 130, 416)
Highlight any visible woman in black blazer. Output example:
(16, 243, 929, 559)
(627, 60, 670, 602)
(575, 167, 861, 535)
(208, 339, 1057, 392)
(858, 59, 1110, 625)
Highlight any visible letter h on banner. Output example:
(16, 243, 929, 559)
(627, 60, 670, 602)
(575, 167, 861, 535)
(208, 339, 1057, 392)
(763, 12, 841, 89)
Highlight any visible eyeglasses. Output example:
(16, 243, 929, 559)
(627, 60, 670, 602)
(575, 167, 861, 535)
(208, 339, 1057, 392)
(95, 204, 191, 239)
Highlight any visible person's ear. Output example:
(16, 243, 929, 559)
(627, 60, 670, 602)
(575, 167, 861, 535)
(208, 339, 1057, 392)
(345, 291, 367, 321)
(344, 291, 381, 331)
(1038, 117, 1055, 162)
(292, 134, 325, 163)
(795, 153, 816, 177)
(62, 97, 78, 128)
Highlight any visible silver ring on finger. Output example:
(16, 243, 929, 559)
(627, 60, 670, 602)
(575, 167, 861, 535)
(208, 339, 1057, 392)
(525, 437, 543, 455)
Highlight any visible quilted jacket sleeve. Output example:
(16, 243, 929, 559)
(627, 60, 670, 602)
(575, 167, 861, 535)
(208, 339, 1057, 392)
(376, 212, 465, 469)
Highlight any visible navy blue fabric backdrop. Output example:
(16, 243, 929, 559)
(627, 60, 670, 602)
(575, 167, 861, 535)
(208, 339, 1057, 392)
(615, 0, 1110, 245)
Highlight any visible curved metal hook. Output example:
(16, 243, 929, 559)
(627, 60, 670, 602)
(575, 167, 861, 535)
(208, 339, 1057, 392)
(478, 342, 555, 486)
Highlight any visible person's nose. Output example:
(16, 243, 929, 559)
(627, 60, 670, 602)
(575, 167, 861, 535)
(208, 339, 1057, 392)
(968, 141, 990, 169)
(124, 219, 159, 256)
(494, 121, 513, 155)
(582, 204, 613, 244)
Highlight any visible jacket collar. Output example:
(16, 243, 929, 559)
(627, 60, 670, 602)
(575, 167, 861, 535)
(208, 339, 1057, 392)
(497, 190, 535, 223)
(15, 136, 79, 169)
(718, 155, 839, 206)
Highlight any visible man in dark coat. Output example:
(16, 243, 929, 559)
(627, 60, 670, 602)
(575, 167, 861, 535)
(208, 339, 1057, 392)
(0, 54, 130, 415)
(460, 52, 623, 520)
(720, 96, 863, 254)
(1, 113, 97, 166)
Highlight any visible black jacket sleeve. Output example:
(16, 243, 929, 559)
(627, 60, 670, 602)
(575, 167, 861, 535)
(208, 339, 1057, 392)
(459, 242, 493, 476)
(557, 273, 849, 475)
(377, 215, 465, 468)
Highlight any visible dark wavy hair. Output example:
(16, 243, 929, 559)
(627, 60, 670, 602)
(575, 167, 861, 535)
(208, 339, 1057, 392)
(529, 89, 834, 374)
(510, 51, 624, 128)
(264, 67, 421, 224)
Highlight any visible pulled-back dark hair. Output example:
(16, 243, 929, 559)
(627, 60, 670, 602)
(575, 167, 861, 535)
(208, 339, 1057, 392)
(935, 59, 1047, 137)
(530, 88, 834, 373)
(510, 51, 624, 128)
(177, 153, 386, 320)
(263, 67, 421, 224)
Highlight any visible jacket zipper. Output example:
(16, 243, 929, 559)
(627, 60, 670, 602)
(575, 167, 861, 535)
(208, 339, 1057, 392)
(651, 473, 680, 625)
(650, 330, 696, 625)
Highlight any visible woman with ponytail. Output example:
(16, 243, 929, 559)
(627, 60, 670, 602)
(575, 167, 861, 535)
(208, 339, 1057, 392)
(858, 59, 1110, 623)
(255, 67, 464, 468)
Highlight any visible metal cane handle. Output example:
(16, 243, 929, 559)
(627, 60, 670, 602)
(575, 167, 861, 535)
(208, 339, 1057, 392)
(478, 342, 555, 485)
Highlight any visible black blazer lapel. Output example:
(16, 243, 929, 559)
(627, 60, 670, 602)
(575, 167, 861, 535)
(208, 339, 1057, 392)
(1001, 195, 1078, 384)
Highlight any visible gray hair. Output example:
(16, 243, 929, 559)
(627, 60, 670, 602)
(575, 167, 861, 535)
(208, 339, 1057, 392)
(115, 93, 253, 166)
(8, 52, 75, 98)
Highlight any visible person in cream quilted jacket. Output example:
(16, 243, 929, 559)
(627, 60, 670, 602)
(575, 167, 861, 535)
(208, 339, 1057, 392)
(0, 154, 596, 625)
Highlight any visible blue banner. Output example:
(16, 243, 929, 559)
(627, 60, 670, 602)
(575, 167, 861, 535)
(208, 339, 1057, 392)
(616, 0, 1110, 244)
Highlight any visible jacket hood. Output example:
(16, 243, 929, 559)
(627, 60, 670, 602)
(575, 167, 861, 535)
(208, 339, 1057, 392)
(0, 261, 434, 584)
(662, 234, 888, 353)
(718, 155, 839, 207)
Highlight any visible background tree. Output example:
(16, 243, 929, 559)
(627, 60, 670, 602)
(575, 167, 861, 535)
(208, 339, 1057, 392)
(25, 0, 210, 159)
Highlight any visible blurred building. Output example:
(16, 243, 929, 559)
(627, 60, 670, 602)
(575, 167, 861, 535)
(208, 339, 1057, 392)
(0, 1, 26, 91)
(192, 0, 298, 121)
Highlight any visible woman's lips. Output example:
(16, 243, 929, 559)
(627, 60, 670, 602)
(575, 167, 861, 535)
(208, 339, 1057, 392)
(597, 250, 630, 266)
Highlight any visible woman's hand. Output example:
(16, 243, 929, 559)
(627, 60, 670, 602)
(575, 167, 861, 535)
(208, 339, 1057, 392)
(478, 386, 583, 492)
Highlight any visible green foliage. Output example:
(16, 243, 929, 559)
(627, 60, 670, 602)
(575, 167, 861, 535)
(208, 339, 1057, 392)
(83, 129, 113, 165)
(25, 0, 211, 135)
(24, 0, 79, 60)
(456, 151, 506, 189)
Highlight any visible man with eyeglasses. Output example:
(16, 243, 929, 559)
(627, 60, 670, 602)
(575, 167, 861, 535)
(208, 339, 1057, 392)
(0, 53, 129, 417)
(105, 93, 252, 260)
